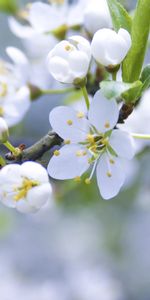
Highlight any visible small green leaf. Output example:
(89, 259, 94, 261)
(107, 0, 132, 33)
(0, 0, 18, 14)
(140, 65, 150, 92)
(100, 80, 143, 103)
(122, 0, 150, 83)
(121, 81, 143, 103)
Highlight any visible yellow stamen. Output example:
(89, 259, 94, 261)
(74, 176, 81, 182)
(106, 171, 112, 178)
(85, 178, 91, 185)
(77, 112, 85, 119)
(104, 121, 110, 129)
(64, 139, 71, 145)
(67, 119, 73, 126)
(101, 137, 109, 146)
(76, 150, 87, 157)
(86, 134, 95, 144)
(65, 45, 73, 51)
(109, 159, 115, 164)
(0, 82, 7, 97)
(54, 150, 60, 156)
(14, 178, 39, 201)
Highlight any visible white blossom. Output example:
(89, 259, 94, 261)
(48, 90, 135, 199)
(91, 28, 131, 67)
(0, 47, 31, 127)
(0, 162, 52, 214)
(118, 88, 150, 152)
(0, 117, 9, 143)
(47, 35, 91, 84)
(83, 0, 112, 36)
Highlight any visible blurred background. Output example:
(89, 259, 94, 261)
(0, 0, 150, 299)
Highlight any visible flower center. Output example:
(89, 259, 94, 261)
(13, 178, 39, 201)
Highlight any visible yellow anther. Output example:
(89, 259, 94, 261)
(101, 137, 109, 146)
(76, 150, 87, 157)
(74, 176, 81, 182)
(85, 178, 91, 185)
(76, 150, 82, 157)
(54, 150, 60, 156)
(0, 107, 4, 117)
(82, 151, 87, 156)
(104, 121, 110, 129)
(14, 178, 39, 201)
(67, 119, 73, 126)
(65, 45, 72, 51)
(77, 112, 85, 119)
(86, 134, 95, 144)
(90, 144, 97, 152)
(106, 171, 112, 178)
(64, 139, 71, 145)
(109, 159, 115, 164)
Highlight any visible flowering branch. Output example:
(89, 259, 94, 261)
(5, 131, 62, 163)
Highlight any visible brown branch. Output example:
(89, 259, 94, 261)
(5, 131, 62, 163)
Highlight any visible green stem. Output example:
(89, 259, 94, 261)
(0, 156, 6, 166)
(42, 87, 75, 95)
(4, 141, 20, 156)
(122, 0, 150, 83)
(132, 133, 150, 140)
(81, 86, 90, 110)
(112, 72, 117, 81)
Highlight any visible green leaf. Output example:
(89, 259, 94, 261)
(107, 0, 132, 33)
(100, 80, 143, 103)
(140, 64, 150, 92)
(121, 81, 143, 103)
(0, 0, 18, 14)
(122, 0, 150, 83)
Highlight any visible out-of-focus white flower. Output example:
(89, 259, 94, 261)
(91, 28, 131, 67)
(0, 162, 52, 214)
(118, 88, 150, 152)
(8, 17, 58, 59)
(83, 0, 112, 36)
(47, 35, 91, 84)
(0, 117, 9, 143)
(0, 47, 31, 127)
(48, 90, 135, 199)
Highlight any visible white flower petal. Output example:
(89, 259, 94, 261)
(91, 28, 131, 66)
(47, 56, 72, 83)
(8, 17, 35, 38)
(16, 200, 38, 214)
(88, 90, 119, 133)
(6, 47, 28, 66)
(21, 161, 49, 183)
(69, 35, 91, 60)
(69, 51, 90, 79)
(29, 2, 65, 32)
(27, 183, 52, 209)
(50, 106, 90, 143)
(96, 153, 125, 199)
(109, 129, 135, 159)
(48, 144, 90, 180)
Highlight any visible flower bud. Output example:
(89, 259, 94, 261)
(0, 118, 9, 143)
(91, 28, 131, 67)
(83, 0, 112, 36)
(47, 35, 91, 84)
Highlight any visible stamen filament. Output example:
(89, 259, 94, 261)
(132, 133, 150, 140)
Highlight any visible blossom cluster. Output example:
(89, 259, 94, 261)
(0, 0, 149, 213)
